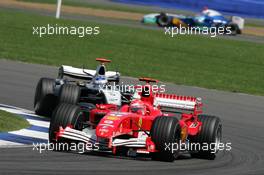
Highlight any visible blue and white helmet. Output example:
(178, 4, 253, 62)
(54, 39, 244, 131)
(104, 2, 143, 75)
(93, 75, 107, 85)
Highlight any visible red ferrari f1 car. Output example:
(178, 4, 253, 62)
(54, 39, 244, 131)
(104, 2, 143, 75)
(49, 78, 222, 162)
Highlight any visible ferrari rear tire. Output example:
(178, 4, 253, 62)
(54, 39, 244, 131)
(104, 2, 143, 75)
(49, 103, 84, 150)
(190, 115, 222, 160)
(34, 78, 57, 117)
(150, 116, 181, 162)
(58, 84, 80, 105)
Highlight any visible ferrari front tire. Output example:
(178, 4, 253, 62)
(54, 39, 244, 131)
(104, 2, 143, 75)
(49, 103, 83, 144)
(150, 116, 181, 162)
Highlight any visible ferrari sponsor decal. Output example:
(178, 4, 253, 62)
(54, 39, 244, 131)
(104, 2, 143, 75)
(98, 124, 114, 128)
(99, 128, 109, 133)
(103, 120, 114, 124)
(109, 112, 127, 116)
(119, 123, 123, 132)
(189, 122, 198, 128)
(138, 117, 143, 129)
(106, 116, 119, 120)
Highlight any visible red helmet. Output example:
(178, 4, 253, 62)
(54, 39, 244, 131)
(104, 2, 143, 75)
(130, 100, 147, 115)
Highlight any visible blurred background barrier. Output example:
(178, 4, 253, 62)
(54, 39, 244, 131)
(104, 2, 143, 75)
(113, 0, 264, 18)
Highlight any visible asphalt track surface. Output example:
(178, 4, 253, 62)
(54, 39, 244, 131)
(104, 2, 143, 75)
(0, 59, 264, 175)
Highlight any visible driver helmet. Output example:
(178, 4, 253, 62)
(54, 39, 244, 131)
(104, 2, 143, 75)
(130, 100, 147, 115)
(93, 75, 107, 85)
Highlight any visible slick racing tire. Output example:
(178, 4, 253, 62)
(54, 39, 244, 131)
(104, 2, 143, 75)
(190, 115, 222, 160)
(225, 23, 240, 35)
(58, 84, 80, 105)
(34, 78, 57, 117)
(49, 103, 84, 149)
(156, 13, 172, 27)
(150, 116, 181, 162)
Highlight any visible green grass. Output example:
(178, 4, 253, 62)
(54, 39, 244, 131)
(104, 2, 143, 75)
(245, 22, 264, 28)
(0, 110, 30, 132)
(1, 10, 264, 95)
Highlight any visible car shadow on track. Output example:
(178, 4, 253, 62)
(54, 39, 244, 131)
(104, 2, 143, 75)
(67, 151, 192, 162)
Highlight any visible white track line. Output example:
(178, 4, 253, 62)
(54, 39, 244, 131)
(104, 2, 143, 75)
(0, 104, 50, 147)
(27, 119, 50, 128)
(9, 129, 48, 140)
(0, 105, 47, 119)
(0, 140, 24, 146)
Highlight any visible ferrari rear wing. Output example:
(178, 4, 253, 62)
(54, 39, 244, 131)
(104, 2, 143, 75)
(154, 93, 202, 113)
(58, 65, 120, 82)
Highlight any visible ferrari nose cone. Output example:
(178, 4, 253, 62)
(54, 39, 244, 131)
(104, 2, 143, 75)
(96, 124, 114, 138)
(96, 115, 119, 138)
